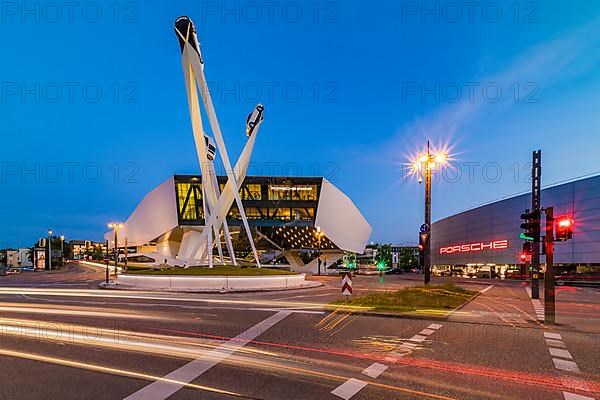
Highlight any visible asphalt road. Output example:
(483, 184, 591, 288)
(0, 263, 598, 400)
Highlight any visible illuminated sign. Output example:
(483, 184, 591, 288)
(270, 186, 313, 191)
(439, 239, 509, 255)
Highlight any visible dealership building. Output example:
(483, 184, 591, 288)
(431, 174, 600, 277)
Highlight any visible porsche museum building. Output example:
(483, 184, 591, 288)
(105, 175, 372, 273)
(430, 174, 600, 279)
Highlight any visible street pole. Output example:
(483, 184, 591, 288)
(317, 233, 322, 276)
(530, 150, 542, 299)
(47, 230, 52, 270)
(545, 207, 555, 324)
(124, 237, 128, 273)
(105, 240, 109, 284)
(113, 227, 119, 273)
(60, 236, 64, 267)
(424, 141, 432, 285)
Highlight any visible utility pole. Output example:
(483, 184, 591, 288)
(530, 150, 542, 299)
(424, 141, 432, 284)
(105, 240, 109, 284)
(544, 207, 555, 324)
(124, 237, 128, 273)
(47, 229, 53, 270)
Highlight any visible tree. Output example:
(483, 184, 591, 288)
(399, 252, 418, 271)
(376, 244, 392, 269)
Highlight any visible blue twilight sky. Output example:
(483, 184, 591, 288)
(1, 0, 599, 248)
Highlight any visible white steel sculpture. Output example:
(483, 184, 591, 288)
(174, 16, 263, 267)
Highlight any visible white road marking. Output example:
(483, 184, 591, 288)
(361, 363, 388, 379)
(544, 332, 563, 340)
(408, 334, 427, 343)
(552, 358, 580, 372)
(563, 392, 594, 400)
(419, 328, 435, 336)
(479, 285, 494, 294)
(123, 311, 291, 400)
(331, 378, 368, 400)
(549, 348, 573, 359)
(546, 339, 566, 348)
(428, 323, 443, 330)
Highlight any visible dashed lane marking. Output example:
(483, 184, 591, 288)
(361, 363, 388, 379)
(330, 378, 368, 400)
(332, 323, 444, 399)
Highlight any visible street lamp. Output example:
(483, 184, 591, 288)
(315, 226, 325, 276)
(409, 140, 449, 284)
(60, 235, 65, 266)
(47, 229, 53, 270)
(108, 223, 123, 274)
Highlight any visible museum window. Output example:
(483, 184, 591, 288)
(292, 208, 315, 220)
(271, 208, 292, 220)
(177, 183, 200, 221)
(268, 185, 318, 201)
(240, 184, 262, 200)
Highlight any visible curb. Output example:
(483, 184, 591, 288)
(99, 281, 323, 293)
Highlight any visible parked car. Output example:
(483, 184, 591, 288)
(385, 267, 404, 275)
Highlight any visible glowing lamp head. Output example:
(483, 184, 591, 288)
(434, 153, 448, 164)
(418, 154, 429, 163)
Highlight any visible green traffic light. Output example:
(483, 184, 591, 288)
(520, 232, 534, 241)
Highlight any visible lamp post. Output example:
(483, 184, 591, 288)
(60, 235, 65, 267)
(316, 226, 324, 276)
(410, 141, 448, 285)
(47, 229, 53, 270)
(108, 223, 123, 275)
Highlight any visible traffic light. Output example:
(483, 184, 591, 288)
(520, 242, 532, 262)
(418, 232, 428, 268)
(520, 210, 540, 241)
(377, 260, 386, 270)
(555, 216, 574, 241)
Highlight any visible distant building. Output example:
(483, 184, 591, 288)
(16, 249, 32, 267)
(6, 250, 18, 267)
(70, 240, 107, 260)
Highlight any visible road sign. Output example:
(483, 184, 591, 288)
(420, 223, 430, 233)
(341, 273, 352, 297)
(103, 258, 109, 264)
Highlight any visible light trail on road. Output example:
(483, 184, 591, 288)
(0, 348, 252, 399)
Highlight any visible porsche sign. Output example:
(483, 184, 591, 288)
(439, 239, 509, 255)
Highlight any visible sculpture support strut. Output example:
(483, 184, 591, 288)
(175, 16, 263, 267)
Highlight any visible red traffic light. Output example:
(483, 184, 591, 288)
(418, 244, 424, 251)
(555, 216, 574, 241)
(520, 253, 527, 261)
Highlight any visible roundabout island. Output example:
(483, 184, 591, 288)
(100, 265, 321, 293)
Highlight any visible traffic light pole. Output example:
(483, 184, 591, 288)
(544, 207, 555, 324)
(530, 150, 542, 299)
